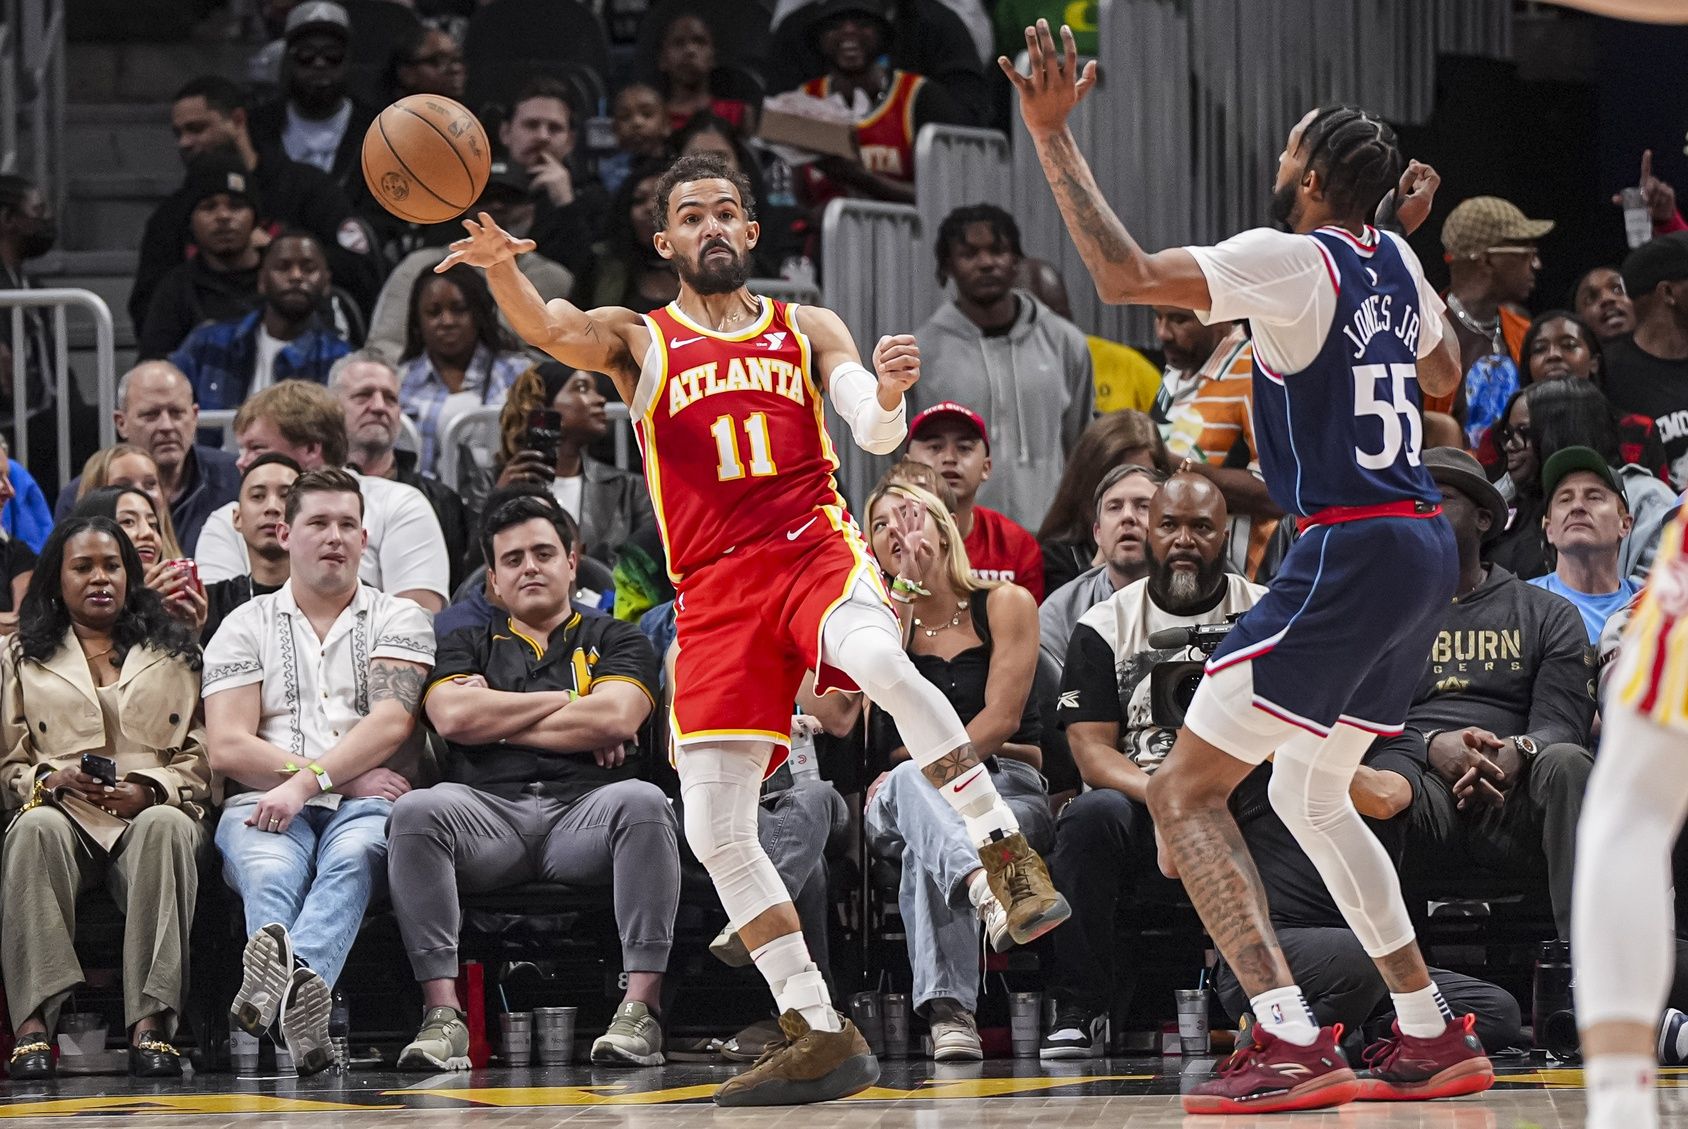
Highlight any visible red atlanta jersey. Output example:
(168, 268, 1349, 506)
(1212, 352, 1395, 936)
(632, 297, 850, 581)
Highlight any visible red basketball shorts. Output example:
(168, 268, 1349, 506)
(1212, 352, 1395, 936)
(670, 505, 889, 767)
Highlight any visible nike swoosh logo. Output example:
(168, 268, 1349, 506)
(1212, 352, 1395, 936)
(669, 335, 705, 348)
(786, 517, 818, 540)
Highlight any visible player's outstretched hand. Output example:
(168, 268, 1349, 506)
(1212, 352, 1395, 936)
(1389, 160, 1441, 236)
(998, 20, 1097, 138)
(436, 211, 536, 273)
(873, 333, 920, 397)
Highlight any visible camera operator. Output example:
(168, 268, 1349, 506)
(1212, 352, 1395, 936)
(1041, 472, 1265, 1058)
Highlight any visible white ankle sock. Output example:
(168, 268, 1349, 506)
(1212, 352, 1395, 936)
(1249, 985, 1320, 1046)
(750, 934, 839, 1033)
(940, 762, 1021, 847)
(1587, 1055, 1657, 1129)
(1390, 983, 1454, 1038)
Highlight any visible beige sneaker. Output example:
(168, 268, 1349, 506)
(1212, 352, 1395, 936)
(929, 1005, 983, 1062)
(979, 832, 1070, 945)
(590, 1001, 665, 1067)
(714, 1010, 879, 1107)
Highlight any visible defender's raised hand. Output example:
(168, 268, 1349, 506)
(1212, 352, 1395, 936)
(998, 20, 1098, 138)
(436, 211, 536, 272)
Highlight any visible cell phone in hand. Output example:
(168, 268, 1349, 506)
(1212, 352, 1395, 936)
(80, 753, 118, 787)
(523, 408, 564, 466)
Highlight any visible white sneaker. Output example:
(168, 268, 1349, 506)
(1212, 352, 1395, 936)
(929, 1009, 983, 1062)
(977, 891, 1013, 953)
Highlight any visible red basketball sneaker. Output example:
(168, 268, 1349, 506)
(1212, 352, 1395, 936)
(1353, 1014, 1494, 1101)
(1182, 1024, 1359, 1114)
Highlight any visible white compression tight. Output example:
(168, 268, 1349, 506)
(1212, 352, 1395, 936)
(1573, 703, 1688, 1028)
(1269, 724, 1417, 958)
(677, 742, 786, 931)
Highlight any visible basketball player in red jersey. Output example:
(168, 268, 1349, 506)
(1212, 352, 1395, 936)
(439, 153, 1069, 1106)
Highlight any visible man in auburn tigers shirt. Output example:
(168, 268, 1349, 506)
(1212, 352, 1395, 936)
(905, 401, 1046, 601)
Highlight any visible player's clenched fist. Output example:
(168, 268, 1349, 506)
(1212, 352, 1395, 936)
(872, 333, 920, 397)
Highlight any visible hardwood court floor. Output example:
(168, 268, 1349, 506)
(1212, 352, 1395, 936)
(0, 1052, 1661, 1127)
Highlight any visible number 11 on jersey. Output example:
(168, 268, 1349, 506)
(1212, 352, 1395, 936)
(712, 412, 778, 480)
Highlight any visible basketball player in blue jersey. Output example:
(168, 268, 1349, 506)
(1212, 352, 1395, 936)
(1005, 21, 1489, 1114)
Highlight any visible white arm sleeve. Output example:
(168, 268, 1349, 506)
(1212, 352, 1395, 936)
(828, 360, 906, 455)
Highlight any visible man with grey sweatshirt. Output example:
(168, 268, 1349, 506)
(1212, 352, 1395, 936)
(914, 204, 1093, 530)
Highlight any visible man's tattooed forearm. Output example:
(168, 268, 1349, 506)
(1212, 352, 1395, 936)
(921, 743, 982, 787)
(1042, 132, 1133, 264)
(370, 662, 425, 715)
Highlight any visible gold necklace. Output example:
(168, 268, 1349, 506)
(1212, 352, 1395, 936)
(912, 599, 968, 638)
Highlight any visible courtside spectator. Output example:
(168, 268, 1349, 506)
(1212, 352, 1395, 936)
(248, 2, 378, 192)
(170, 232, 351, 417)
(202, 454, 299, 644)
(395, 265, 528, 478)
(905, 402, 1043, 599)
(1039, 464, 1162, 671)
(74, 486, 208, 637)
(467, 363, 654, 568)
(1043, 473, 1263, 1058)
(0, 442, 33, 633)
(399, 494, 670, 1069)
(53, 363, 240, 555)
(1038, 412, 1169, 594)
(581, 162, 680, 313)
(365, 160, 573, 360)
(133, 75, 380, 328)
(333, 352, 471, 590)
(70, 447, 188, 562)
(916, 205, 1093, 529)
(601, 84, 673, 196)
(1219, 750, 1523, 1055)
(1604, 233, 1688, 488)
(0, 515, 209, 1080)
(1150, 307, 1232, 423)
(1, 441, 51, 552)
(503, 78, 606, 291)
(1440, 196, 1552, 372)
(1519, 310, 1669, 484)
(194, 381, 450, 613)
(863, 482, 1049, 1061)
(388, 24, 464, 102)
(137, 154, 263, 361)
(0, 174, 96, 496)
(1529, 447, 1640, 643)
(1405, 447, 1595, 941)
(1572, 265, 1635, 342)
(655, 15, 750, 132)
(205, 467, 434, 1077)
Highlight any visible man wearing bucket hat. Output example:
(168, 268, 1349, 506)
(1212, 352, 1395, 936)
(1440, 196, 1554, 374)
(1399, 447, 1594, 947)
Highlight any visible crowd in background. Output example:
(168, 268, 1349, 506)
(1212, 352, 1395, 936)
(0, 0, 1683, 1083)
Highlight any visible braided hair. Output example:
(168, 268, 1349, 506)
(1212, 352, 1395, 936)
(1297, 105, 1403, 222)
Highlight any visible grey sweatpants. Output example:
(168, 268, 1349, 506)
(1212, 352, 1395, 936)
(387, 780, 681, 981)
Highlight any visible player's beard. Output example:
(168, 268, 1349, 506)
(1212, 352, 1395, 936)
(681, 240, 750, 295)
(1269, 181, 1299, 232)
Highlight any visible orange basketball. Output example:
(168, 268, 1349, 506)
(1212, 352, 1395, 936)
(361, 94, 491, 225)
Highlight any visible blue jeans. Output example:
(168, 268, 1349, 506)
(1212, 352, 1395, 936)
(865, 758, 1052, 1014)
(216, 797, 393, 987)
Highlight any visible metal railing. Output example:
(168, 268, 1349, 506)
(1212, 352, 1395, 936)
(0, 287, 114, 487)
(13, 0, 66, 224)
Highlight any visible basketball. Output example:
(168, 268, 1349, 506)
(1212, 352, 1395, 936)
(361, 94, 491, 225)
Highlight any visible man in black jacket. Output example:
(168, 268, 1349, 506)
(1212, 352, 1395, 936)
(1403, 447, 1597, 940)
(133, 74, 381, 329)
(330, 350, 471, 593)
(137, 153, 263, 359)
(246, 2, 378, 198)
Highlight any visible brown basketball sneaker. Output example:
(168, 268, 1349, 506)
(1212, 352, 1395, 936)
(979, 832, 1071, 945)
(713, 1010, 880, 1107)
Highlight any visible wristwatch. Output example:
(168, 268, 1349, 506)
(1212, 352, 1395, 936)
(1511, 735, 1540, 763)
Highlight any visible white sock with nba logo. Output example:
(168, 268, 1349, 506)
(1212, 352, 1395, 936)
(1249, 985, 1321, 1046)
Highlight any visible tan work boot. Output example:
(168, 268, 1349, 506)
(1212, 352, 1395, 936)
(714, 1010, 879, 1107)
(979, 832, 1070, 945)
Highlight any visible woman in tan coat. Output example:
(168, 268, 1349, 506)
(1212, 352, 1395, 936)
(0, 514, 210, 1080)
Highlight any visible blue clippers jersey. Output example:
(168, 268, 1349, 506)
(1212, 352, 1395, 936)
(1251, 228, 1440, 517)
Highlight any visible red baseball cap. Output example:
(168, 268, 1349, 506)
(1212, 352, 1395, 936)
(908, 401, 990, 454)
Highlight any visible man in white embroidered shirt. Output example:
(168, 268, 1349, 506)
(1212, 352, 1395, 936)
(203, 467, 434, 1076)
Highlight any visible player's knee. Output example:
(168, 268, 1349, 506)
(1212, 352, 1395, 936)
(1266, 761, 1350, 834)
(1144, 753, 1230, 825)
(681, 788, 758, 871)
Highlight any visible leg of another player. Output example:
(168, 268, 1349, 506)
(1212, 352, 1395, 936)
(1575, 704, 1688, 1129)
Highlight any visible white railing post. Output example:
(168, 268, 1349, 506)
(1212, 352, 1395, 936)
(0, 288, 117, 481)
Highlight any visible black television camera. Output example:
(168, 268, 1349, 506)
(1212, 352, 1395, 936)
(1147, 619, 1239, 729)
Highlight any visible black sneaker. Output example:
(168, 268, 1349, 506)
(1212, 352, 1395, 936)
(1040, 1005, 1105, 1060)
